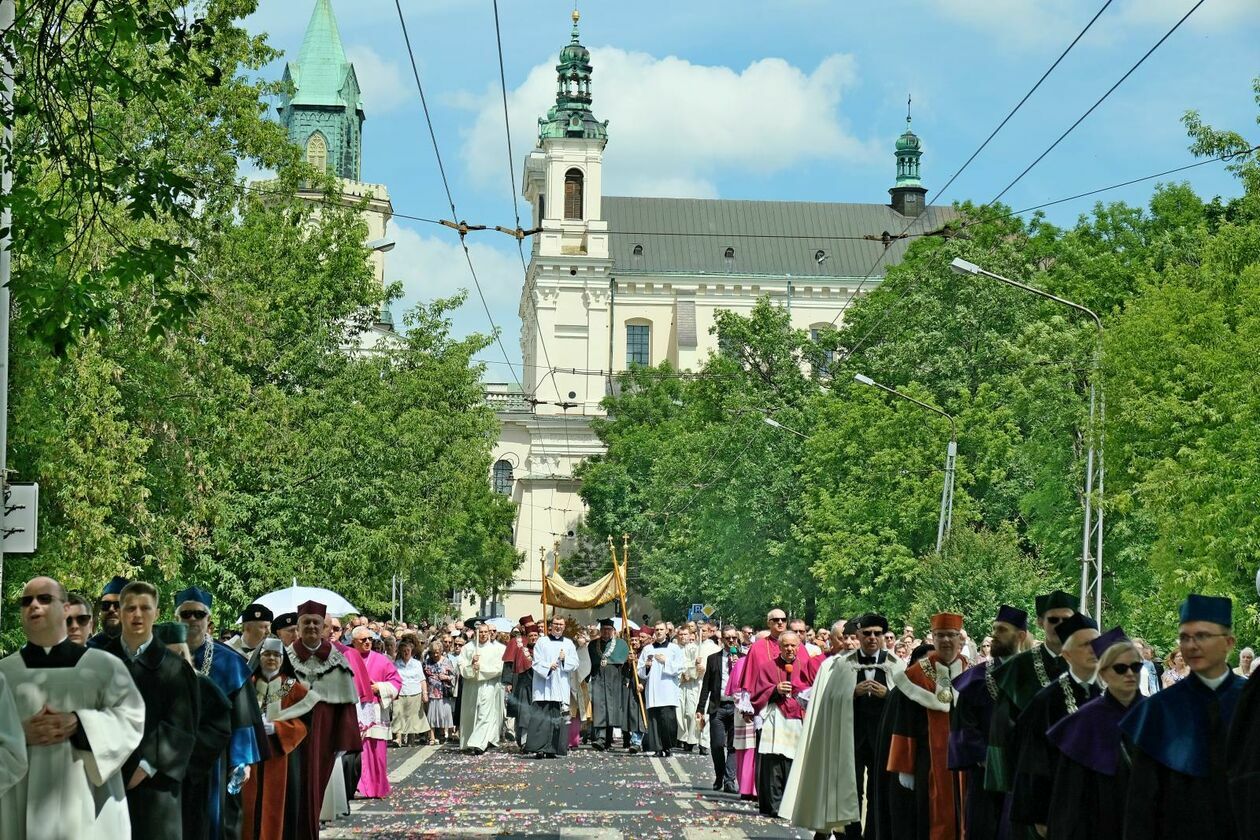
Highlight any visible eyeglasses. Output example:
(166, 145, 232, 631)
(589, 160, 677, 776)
(65, 615, 92, 627)
(98, 600, 120, 612)
(1109, 662, 1144, 675)
(768, 616, 787, 623)
(19, 593, 57, 608)
(1045, 616, 1065, 625)
(1178, 632, 1230, 647)
(860, 630, 883, 637)
(179, 609, 209, 621)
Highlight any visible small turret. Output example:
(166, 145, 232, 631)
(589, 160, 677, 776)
(889, 96, 927, 217)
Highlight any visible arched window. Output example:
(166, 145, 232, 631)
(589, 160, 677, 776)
(724, 247, 735, 272)
(492, 459, 514, 496)
(564, 168, 584, 220)
(631, 244, 643, 269)
(305, 131, 328, 172)
(625, 320, 651, 367)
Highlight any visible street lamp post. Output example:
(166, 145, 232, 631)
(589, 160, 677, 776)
(854, 374, 957, 553)
(950, 257, 1104, 620)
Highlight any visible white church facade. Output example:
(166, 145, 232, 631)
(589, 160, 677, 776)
(486, 12, 956, 621)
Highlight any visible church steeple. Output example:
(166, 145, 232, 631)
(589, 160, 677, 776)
(277, 0, 365, 180)
(538, 10, 608, 141)
(889, 96, 927, 217)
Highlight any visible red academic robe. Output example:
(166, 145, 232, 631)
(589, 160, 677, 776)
(887, 652, 969, 840)
(241, 676, 312, 840)
(289, 641, 362, 840)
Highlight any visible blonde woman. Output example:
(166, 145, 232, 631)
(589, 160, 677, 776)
(1161, 648, 1187, 688)
(1044, 629, 1144, 839)
(392, 636, 430, 747)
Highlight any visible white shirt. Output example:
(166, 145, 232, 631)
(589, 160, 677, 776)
(1197, 669, 1231, 691)
(531, 635, 579, 705)
(637, 641, 685, 708)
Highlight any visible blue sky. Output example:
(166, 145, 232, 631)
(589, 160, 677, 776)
(243, 0, 1258, 374)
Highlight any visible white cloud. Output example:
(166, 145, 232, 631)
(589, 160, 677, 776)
(461, 48, 878, 199)
(345, 45, 409, 116)
(1115, 0, 1258, 30)
(387, 222, 525, 365)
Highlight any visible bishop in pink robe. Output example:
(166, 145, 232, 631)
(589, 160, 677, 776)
(347, 629, 401, 799)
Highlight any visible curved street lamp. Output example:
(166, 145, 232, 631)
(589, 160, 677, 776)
(950, 257, 1105, 620)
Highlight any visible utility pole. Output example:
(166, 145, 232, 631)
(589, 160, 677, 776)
(0, 0, 15, 628)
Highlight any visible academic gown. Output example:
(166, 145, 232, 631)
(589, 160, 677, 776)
(183, 675, 234, 840)
(103, 637, 200, 839)
(191, 638, 267, 840)
(887, 653, 969, 840)
(1044, 691, 1139, 840)
(586, 637, 630, 731)
(242, 674, 318, 840)
(0, 640, 146, 840)
(1119, 671, 1244, 840)
(987, 646, 1064, 793)
(1227, 665, 1260, 830)
(949, 660, 1006, 840)
(502, 641, 535, 744)
(1009, 672, 1101, 831)
(779, 653, 861, 834)
(0, 672, 27, 798)
(458, 639, 507, 751)
(874, 687, 917, 840)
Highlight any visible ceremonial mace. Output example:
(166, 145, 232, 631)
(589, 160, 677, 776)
(610, 534, 648, 729)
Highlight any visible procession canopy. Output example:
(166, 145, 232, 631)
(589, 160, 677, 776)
(542, 563, 626, 609)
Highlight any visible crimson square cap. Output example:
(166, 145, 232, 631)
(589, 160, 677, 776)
(297, 600, 327, 618)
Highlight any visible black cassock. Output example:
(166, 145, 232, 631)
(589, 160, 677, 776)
(103, 638, 200, 839)
(1044, 691, 1138, 840)
(872, 687, 918, 840)
(1009, 673, 1101, 831)
(1120, 672, 1244, 840)
(183, 675, 234, 840)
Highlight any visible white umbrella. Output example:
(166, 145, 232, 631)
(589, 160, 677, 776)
(610, 617, 639, 631)
(255, 586, 359, 618)
(484, 616, 514, 633)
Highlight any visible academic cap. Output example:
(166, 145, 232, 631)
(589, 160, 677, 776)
(518, 615, 535, 627)
(858, 613, 889, 632)
(296, 600, 327, 618)
(102, 575, 130, 597)
(174, 586, 212, 609)
(1035, 590, 1076, 617)
(1090, 626, 1130, 659)
(154, 622, 188, 645)
(598, 618, 616, 629)
(930, 613, 964, 632)
(240, 603, 274, 624)
(1179, 594, 1232, 628)
(1053, 613, 1098, 644)
(270, 612, 298, 633)
(842, 619, 859, 636)
(995, 605, 1028, 632)
(909, 642, 935, 663)
(261, 637, 285, 654)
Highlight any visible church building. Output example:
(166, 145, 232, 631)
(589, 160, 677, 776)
(486, 11, 956, 620)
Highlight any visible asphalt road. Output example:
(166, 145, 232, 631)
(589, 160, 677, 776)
(320, 738, 815, 840)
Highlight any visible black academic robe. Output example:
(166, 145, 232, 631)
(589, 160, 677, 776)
(1227, 667, 1260, 830)
(586, 637, 630, 730)
(103, 638, 200, 840)
(988, 646, 1065, 793)
(183, 675, 234, 840)
(1121, 672, 1244, 840)
(1044, 692, 1137, 840)
(1010, 672, 1101, 830)
(950, 661, 1007, 840)
(874, 687, 918, 840)
(852, 651, 891, 838)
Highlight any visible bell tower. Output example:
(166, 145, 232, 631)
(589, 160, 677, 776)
(520, 10, 612, 405)
(889, 96, 928, 218)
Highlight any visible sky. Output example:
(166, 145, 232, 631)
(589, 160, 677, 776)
(242, 0, 1259, 376)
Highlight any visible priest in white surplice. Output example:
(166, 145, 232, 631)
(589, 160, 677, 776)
(0, 576, 145, 840)
(528, 615, 579, 758)
(780, 619, 869, 837)
(0, 671, 27, 797)
(638, 621, 686, 757)
(676, 627, 704, 752)
(458, 622, 506, 754)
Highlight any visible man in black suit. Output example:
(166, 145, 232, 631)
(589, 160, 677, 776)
(697, 625, 743, 793)
(849, 612, 891, 840)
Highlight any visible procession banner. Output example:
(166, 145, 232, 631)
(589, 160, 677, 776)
(542, 565, 626, 609)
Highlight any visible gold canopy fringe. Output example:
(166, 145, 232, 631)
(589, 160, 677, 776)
(542, 564, 625, 610)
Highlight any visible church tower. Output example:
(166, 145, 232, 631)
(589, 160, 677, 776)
(520, 10, 612, 409)
(889, 99, 927, 218)
(277, 0, 364, 180)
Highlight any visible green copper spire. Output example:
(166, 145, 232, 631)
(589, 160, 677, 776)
(277, 0, 365, 180)
(538, 9, 608, 141)
(894, 96, 922, 187)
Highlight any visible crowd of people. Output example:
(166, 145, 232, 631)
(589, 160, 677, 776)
(4, 573, 1260, 839)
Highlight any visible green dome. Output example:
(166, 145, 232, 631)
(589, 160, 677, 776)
(896, 129, 920, 152)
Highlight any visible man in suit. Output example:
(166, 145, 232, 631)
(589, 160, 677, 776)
(849, 613, 891, 840)
(697, 625, 743, 793)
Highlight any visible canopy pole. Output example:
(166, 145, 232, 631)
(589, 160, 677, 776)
(539, 545, 548, 624)
(612, 534, 647, 729)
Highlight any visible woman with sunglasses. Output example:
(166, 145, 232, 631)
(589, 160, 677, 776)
(1043, 628, 1144, 840)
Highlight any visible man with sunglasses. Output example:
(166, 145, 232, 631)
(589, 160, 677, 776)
(1010, 612, 1101, 838)
(844, 613, 892, 839)
(86, 574, 129, 649)
(1125, 594, 1243, 840)
(63, 593, 95, 646)
(0, 576, 145, 839)
(175, 586, 264, 840)
(986, 589, 1076, 797)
